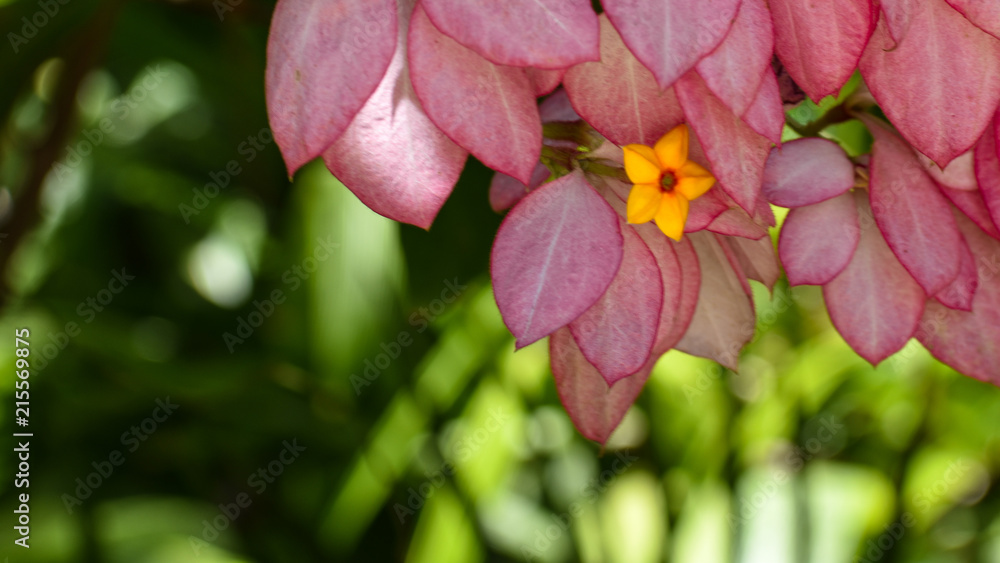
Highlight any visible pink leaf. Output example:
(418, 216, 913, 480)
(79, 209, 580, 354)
(946, 0, 1000, 39)
(973, 116, 1000, 235)
(323, 5, 467, 230)
(539, 89, 581, 123)
(860, 4, 1000, 167)
(769, 0, 875, 101)
(694, 0, 773, 116)
(762, 138, 855, 208)
(685, 190, 732, 232)
(934, 229, 978, 311)
(632, 224, 689, 353)
(656, 236, 702, 352)
(603, 0, 741, 88)
(725, 235, 780, 290)
(940, 184, 1000, 240)
(864, 115, 964, 295)
(755, 195, 778, 227)
(740, 68, 785, 146)
(266, 0, 398, 175)
(717, 233, 754, 296)
(879, 0, 916, 42)
(823, 191, 925, 365)
(705, 208, 769, 240)
(675, 71, 771, 213)
(526, 68, 566, 97)
(675, 231, 756, 371)
(489, 163, 550, 212)
(563, 15, 685, 146)
(420, 0, 599, 68)
(570, 222, 662, 384)
(409, 7, 542, 183)
(492, 171, 623, 348)
(779, 192, 860, 286)
(917, 213, 1000, 385)
(916, 150, 978, 191)
(550, 328, 653, 444)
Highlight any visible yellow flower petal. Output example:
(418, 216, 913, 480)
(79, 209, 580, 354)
(675, 177, 715, 201)
(675, 159, 712, 180)
(654, 192, 690, 241)
(623, 144, 662, 184)
(627, 183, 662, 224)
(654, 124, 689, 171)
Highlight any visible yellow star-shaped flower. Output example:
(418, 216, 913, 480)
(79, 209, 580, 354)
(622, 124, 716, 241)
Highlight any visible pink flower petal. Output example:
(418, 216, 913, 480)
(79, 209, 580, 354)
(675, 231, 756, 371)
(675, 71, 771, 213)
(526, 68, 566, 97)
(770, 0, 875, 101)
(266, 0, 398, 175)
(933, 228, 978, 312)
(973, 115, 1000, 237)
(489, 163, 550, 213)
(864, 115, 964, 295)
(779, 192, 860, 286)
(741, 68, 785, 146)
(570, 221, 662, 384)
(946, 0, 1000, 39)
(420, 0, 599, 68)
(916, 149, 978, 191)
(725, 235, 780, 291)
(492, 171, 623, 348)
(550, 328, 653, 444)
(694, 0, 774, 116)
(409, 7, 542, 183)
(940, 184, 1000, 240)
(762, 138, 855, 208)
(563, 15, 685, 146)
(603, 0, 741, 88)
(323, 5, 467, 230)
(823, 191, 926, 365)
(917, 213, 1000, 386)
(860, 4, 1000, 167)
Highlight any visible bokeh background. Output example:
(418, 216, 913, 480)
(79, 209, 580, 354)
(2, 0, 1000, 561)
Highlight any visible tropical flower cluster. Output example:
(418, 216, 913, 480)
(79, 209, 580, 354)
(266, 0, 1000, 443)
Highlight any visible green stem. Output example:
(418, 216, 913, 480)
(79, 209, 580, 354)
(578, 159, 628, 183)
(786, 104, 851, 138)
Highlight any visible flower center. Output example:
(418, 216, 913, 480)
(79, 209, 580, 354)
(660, 172, 676, 191)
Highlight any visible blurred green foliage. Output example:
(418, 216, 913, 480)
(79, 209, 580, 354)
(0, 1, 999, 562)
